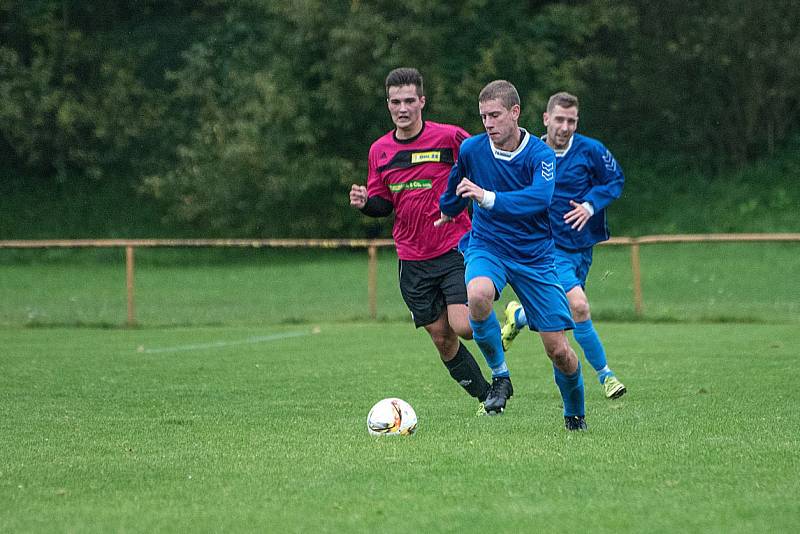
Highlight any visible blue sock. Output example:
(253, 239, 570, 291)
(514, 307, 526, 329)
(469, 310, 509, 378)
(574, 319, 613, 384)
(553, 361, 585, 417)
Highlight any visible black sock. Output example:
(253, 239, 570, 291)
(443, 342, 490, 402)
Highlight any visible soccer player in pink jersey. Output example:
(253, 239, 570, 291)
(350, 68, 491, 411)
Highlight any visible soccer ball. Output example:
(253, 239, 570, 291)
(366, 398, 417, 436)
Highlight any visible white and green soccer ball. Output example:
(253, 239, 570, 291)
(367, 398, 417, 436)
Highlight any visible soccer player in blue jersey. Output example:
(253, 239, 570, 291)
(501, 91, 627, 399)
(435, 80, 586, 430)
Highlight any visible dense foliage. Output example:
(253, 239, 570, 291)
(1, 0, 798, 237)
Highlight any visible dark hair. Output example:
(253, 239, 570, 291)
(478, 80, 520, 109)
(547, 92, 579, 113)
(385, 68, 424, 97)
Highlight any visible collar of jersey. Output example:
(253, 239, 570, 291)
(540, 133, 574, 157)
(393, 121, 426, 144)
(490, 128, 530, 161)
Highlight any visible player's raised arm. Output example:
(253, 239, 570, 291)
(437, 158, 471, 225)
(350, 184, 394, 218)
(489, 156, 556, 217)
(563, 200, 592, 231)
(433, 213, 453, 227)
(582, 145, 625, 212)
(349, 184, 367, 209)
(454, 177, 486, 203)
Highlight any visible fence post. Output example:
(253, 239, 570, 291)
(630, 241, 643, 316)
(126, 245, 136, 326)
(368, 245, 378, 320)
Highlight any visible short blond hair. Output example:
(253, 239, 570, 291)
(547, 92, 579, 113)
(479, 80, 520, 109)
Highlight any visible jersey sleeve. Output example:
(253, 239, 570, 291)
(491, 153, 556, 217)
(452, 126, 470, 157)
(366, 144, 392, 202)
(439, 152, 471, 217)
(583, 143, 624, 211)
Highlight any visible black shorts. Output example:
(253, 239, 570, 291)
(398, 249, 468, 328)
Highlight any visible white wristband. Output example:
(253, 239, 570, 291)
(581, 201, 595, 216)
(479, 190, 496, 209)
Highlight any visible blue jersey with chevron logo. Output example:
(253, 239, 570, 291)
(440, 129, 558, 262)
(548, 133, 625, 250)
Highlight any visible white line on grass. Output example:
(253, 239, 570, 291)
(138, 330, 312, 354)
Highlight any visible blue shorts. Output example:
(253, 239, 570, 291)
(554, 247, 593, 293)
(464, 248, 575, 333)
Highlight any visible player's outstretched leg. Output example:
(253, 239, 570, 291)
(470, 310, 512, 415)
(442, 342, 490, 403)
(500, 300, 523, 351)
(564, 415, 588, 431)
(484, 376, 513, 415)
(573, 319, 626, 399)
(554, 361, 586, 431)
(542, 332, 586, 430)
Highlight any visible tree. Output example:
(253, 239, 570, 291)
(617, 0, 800, 170)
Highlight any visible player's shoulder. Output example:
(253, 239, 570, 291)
(525, 132, 556, 159)
(425, 121, 470, 142)
(425, 120, 465, 133)
(459, 132, 489, 153)
(573, 133, 608, 155)
(368, 129, 398, 153)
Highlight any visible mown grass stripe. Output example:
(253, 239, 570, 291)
(141, 331, 309, 353)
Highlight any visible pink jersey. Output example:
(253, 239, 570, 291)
(367, 121, 472, 261)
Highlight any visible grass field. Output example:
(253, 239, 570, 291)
(2, 243, 799, 532)
(2, 322, 799, 532)
(1, 242, 799, 327)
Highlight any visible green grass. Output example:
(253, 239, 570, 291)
(1, 242, 798, 328)
(585, 241, 800, 322)
(2, 322, 798, 532)
(0, 248, 404, 327)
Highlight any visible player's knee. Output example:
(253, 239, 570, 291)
(570, 299, 591, 322)
(545, 338, 573, 366)
(429, 330, 458, 358)
(466, 282, 495, 320)
(567, 288, 591, 321)
(467, 297, 492, 321)
(446, 307, 472, 339)
(451, 322, 472, 340)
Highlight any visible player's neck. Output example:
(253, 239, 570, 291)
(545, 134, 573, 154)
(495, 128, 523, 152)
(395, 119, 424, 140)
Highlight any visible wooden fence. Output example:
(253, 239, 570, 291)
(1, 234, 799, 326)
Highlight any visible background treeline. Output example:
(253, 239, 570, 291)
(1, 0, 799, 238)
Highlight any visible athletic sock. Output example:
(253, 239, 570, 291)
(573, 319, 613, 384)
(514, 307, 527, 329)
(443, 342, 491, 401)
(553, 361, 585, 417)
(469, 310, 509, 378)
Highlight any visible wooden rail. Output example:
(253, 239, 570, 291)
(1, 235, 798, 325)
